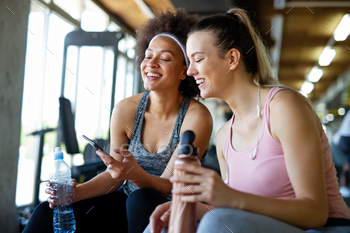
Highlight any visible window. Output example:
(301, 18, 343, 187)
(17, 0, 137, 206)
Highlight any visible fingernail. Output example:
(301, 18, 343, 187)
(174, 160, 184, 165)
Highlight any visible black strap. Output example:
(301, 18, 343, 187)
(224, 13, 239, 20)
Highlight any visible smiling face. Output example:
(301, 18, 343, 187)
(186, 31, 229, 99)
(140, 36, 187, 92)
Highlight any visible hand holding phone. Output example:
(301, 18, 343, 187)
(82, 135, 110, 156)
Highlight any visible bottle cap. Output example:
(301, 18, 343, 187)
(178, 130, 197, 156)
(54, 147, 63, 160)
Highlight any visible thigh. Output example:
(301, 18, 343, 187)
(197, 208, 306, 233)
(74, 188, 128, 233)
(143, 224, 168, 233)
(22, 201, 53, 233)
(23, 188, 128, 233)
(127, 188, 169, 233)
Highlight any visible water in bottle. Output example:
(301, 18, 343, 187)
(50, 147, 76, 233)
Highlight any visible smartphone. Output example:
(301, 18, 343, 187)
(82, 135, 110, 156)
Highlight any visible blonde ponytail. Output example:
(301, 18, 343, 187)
(228, 9, 278, 86)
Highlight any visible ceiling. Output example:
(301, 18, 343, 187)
(94, 0, 350, 103)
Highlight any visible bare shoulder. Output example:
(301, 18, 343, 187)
(181, 98, 213, 132)
(186, 98, 212, 121)
(113, 93, 144, 114)
(269, 88, 321, 139)
(270, 89, 315, 116)
(180, 98, 213, 153)
(110, 93, 145, 135)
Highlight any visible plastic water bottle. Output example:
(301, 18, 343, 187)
(50, 147, 76, 233)
(169, 130, 199, 233)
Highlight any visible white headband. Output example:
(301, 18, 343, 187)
(149, 32, 189, 66)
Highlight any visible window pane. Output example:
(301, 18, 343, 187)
(100, 49, 115, 139)
(40, 12, 75, 201)
(42, 13, 74, 129)
(81, 0, 109, 31)
(17, 8, 76, 206)
(125, 60, 135, 98)
(64, 46, 79, 107)
(53, 0, 83, 20)
(16, 3, 47, 206)
(108, 21, 121, 32)
(73, 46, 113, 157)
(115, 55, 127, 104)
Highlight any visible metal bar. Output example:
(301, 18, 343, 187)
(36, 0, 81, 28)
(109, 46, 119, 128)
(33, 133, 44, 207)
(134, 0, 155, 18)
(60, 42, 68, 97)
(74, 47, 81, 112)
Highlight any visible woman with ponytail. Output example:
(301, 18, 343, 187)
(145, 7, 350, 233)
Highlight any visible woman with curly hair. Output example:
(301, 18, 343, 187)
(23, 9, 212, 233)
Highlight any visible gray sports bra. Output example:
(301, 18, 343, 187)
(123, 91, 191, 195)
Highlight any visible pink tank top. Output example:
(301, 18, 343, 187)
(224, 87, 350, 219)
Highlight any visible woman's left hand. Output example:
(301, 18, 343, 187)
(96, 148, 141, 182)
(170, 163, 234, 207)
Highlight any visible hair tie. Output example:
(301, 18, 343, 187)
(224, 13, 238, 20)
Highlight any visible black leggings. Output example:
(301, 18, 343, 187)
(23, 188, 168, 233)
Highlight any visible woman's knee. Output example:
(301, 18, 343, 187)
(22, 202, 52, 233)
(197, 208, 265, 233)
(32, 201, 52, 216)
(197, 208, 305, 233)
(197, 208, 236, 231)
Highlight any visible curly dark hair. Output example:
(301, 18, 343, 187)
(135, 8, 199, 98)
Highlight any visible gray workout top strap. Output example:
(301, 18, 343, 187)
(123, 91, 191, 195)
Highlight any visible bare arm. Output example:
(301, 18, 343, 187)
(74, 98, 135, 202)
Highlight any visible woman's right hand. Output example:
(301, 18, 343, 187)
(46, 179, 78, 209)
(149, 201, 172, 233)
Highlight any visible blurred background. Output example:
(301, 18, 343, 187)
(1, 0, 350, 232)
